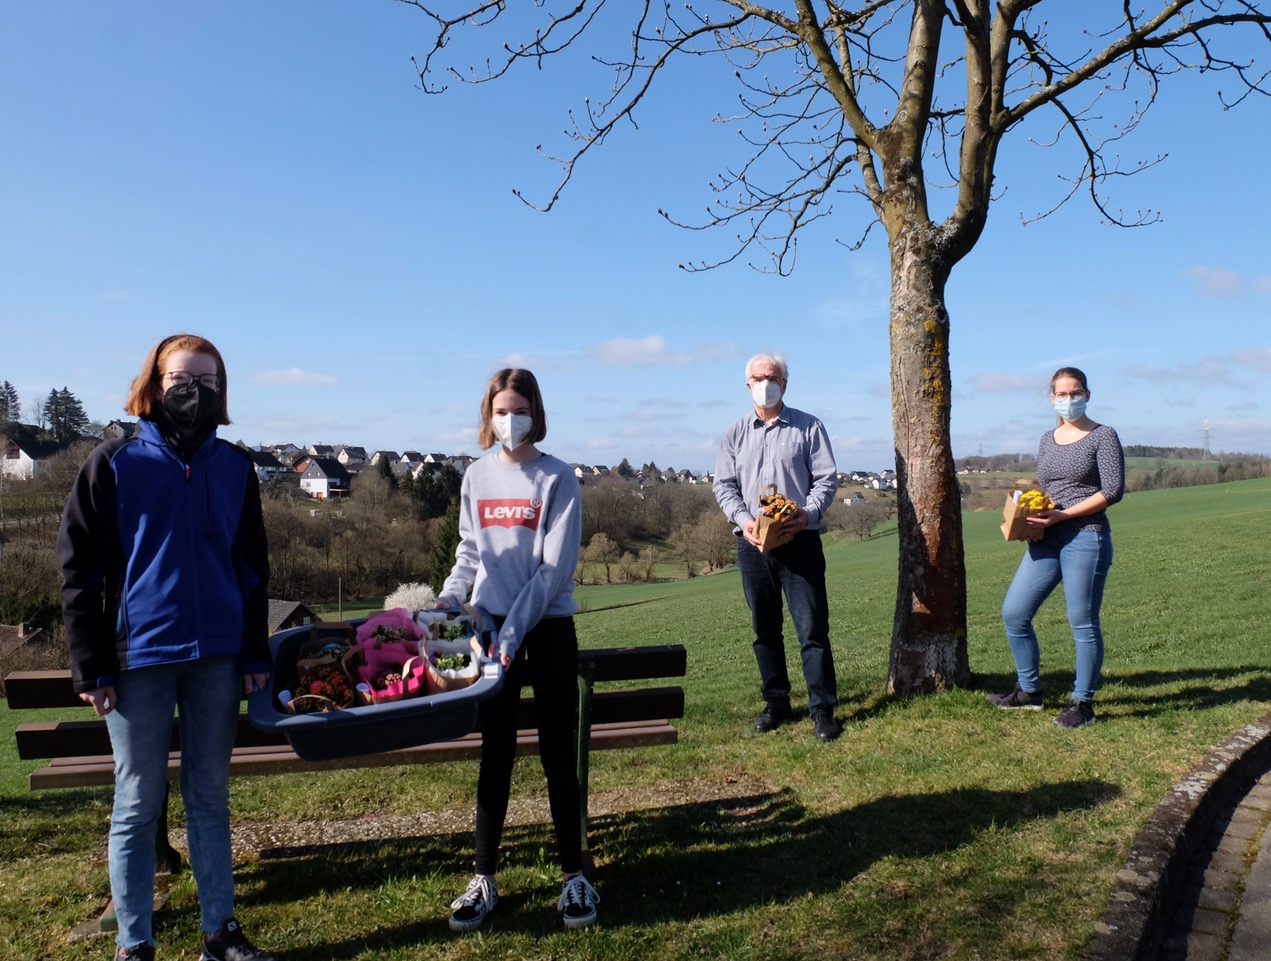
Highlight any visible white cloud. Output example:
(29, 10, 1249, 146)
(691, 340, 742, 362)
(587, 335, 692, 367)
(250, 368, 338, 386)
(99, 289, 133, 302)
(971, 372, 1042, 393)
(252, 413, 336, 437)
(1124, 357, 1234, 386)
(1185, 265, 1245, 298)
(1232, 346, 1271, 372)
(494, 352, 540, 369)
(580, 336, 740, 369)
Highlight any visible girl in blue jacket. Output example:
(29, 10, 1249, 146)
(58, 334, 274, 961)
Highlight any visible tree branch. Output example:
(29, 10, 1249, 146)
(401, 1, 1271, 270)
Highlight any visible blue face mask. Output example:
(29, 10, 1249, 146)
(1053, 395, 1087, 420)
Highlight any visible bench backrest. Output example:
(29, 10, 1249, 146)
(6, 645, 687, 763)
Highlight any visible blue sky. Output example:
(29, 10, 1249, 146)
(3, 3, 1269, 474)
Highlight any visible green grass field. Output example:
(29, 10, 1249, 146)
(2, 477, 1269, 960)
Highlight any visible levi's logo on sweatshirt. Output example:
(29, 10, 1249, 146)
(478, 498, 542, 531)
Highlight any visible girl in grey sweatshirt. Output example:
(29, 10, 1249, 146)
(436, 368, 599, 932)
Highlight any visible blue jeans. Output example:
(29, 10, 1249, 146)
(105, 656, 241, 949)
(1001, 526, 1113, 703)
(736, 531, 837, 716)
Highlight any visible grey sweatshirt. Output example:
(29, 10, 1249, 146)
(438, 450, 582, 659)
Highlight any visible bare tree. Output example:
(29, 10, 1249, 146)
(401, 1, 1271, 693)
(584, 531, 619, 582)
(847, 502, 887, 541)
(639, 544, 660, 582)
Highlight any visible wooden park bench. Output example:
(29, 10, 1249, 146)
(5, 642, 686, 915)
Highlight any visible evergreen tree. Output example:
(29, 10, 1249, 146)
(429, 496, 462, 590)
(615, 457, 635, 479)
(397, 467, 415, 500)
(45, 387, 90, 442)
(410, 468, 446, 519)
(438, 462, 463, 502)
(377, 452, 398, 492)
(0, 381, 19, 423)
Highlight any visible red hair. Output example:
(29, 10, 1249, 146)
(124, 334, 231, 424)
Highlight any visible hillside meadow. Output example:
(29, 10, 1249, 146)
(1, 477, 1268, 960)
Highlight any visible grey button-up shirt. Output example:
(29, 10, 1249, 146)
(714, 404, 838, 533)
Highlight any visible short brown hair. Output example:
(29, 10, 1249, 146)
(477, 369, 547, 450)
(124, 334, 231, 424)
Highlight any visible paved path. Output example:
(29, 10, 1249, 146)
(1159, 767, 1271, 961)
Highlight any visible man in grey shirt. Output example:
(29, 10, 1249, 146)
(713, 352, 841, 742)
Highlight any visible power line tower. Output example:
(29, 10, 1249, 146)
(1202, 419, 1212, 460)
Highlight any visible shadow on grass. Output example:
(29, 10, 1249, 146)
(1100, 665, 1271, 716)
(0, 788, 110, 860)
(576, 594, 674, 614)
(588, 779, 1120, 926)
(227, 778, 1118, 955)
(969, 665, 1271, 717)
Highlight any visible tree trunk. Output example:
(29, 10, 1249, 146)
(886, 224, 970, 694)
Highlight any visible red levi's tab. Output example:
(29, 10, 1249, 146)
(478, 498, 543, 531)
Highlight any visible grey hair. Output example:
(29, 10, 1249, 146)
(745, 352, 788, 382)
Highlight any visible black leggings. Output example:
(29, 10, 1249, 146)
(474, 616, 582, 876)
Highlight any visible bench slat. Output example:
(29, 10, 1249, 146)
(577, 645, 687, 682)
(4, 670, 83, 709)
(14, 688, 685, 761)
(28, 720, 678, 790)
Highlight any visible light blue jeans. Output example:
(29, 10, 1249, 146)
(1001, 526, 1112, 703)
(105, 656, 240, 950)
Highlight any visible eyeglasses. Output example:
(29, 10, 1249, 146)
(1052, 390, 1087, 401)
(164, 371, 221, 389)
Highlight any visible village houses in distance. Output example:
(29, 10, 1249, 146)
(1, 418, 899, 500)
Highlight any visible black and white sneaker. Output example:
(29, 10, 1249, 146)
(1054, 699, 1096, 729)
(200, 918, 275, 961)
(985, 684, 1044, 710)
(115, 944, 155, 961)
(449, 875, 498, 932)
(557, 874, 600, 929)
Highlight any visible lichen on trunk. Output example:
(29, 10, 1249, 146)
(886, 225, 969, 694)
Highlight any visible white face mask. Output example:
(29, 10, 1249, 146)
(751, 379, 783, 409)
(492, 413, 533, 452)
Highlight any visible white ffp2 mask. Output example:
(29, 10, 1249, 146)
(751, 380, 782, 409)
(492, 413, 534, 451)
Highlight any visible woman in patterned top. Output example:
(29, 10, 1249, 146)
(987, 367, 1126, 728)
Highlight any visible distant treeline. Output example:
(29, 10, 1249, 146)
(1123, 444, 1245, 459)
(955, 447, 1271, 495)
(1127, 456, 1271, 492)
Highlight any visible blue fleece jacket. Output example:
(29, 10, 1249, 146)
(57, 419, 270, 693)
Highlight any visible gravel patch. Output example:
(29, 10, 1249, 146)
(199, 771, 773, 861)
